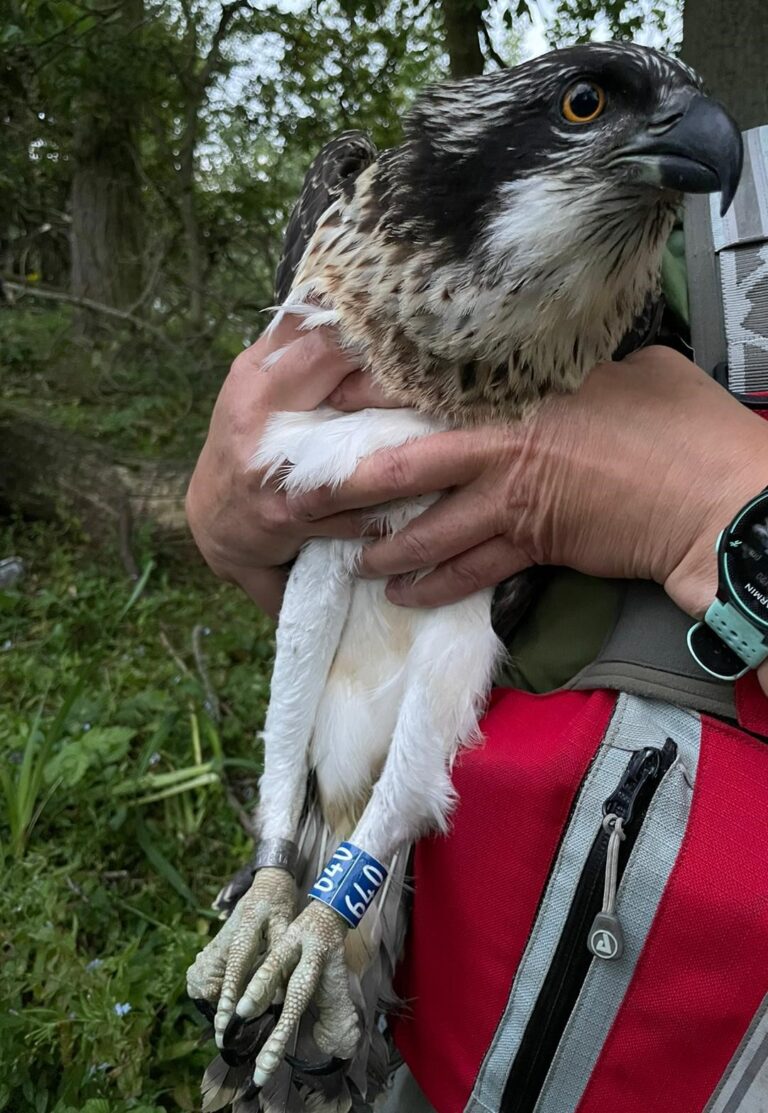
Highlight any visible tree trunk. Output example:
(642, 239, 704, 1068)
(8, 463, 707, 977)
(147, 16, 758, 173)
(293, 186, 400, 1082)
(440, 0, 486, 78)
(70, 0, 144, 322)
(178, 97, 205, 330)
(682, 0, 768, 131)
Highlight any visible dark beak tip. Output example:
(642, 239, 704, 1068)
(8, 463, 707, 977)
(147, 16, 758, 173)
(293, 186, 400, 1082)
(719, 132, 744, 217)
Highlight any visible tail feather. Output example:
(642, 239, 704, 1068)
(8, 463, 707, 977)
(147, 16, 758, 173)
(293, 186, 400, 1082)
(202, 1053, 255, 1112)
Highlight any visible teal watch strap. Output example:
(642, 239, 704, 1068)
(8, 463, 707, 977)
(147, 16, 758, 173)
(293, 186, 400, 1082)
(688, 599, 766, 680)
(704, 599, 767, 668)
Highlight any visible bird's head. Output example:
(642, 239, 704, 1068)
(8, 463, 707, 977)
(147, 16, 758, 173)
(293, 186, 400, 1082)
(395, 42, 742, 271)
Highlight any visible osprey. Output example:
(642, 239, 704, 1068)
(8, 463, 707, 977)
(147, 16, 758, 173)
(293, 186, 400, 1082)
(187, 41, 742, 1112)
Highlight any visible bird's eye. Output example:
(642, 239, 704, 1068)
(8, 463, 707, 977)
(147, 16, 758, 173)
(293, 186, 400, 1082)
(561, 81, 606, 124)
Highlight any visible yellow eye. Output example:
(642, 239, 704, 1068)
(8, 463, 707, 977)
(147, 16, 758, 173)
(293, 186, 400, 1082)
(562, 81, 606, 124)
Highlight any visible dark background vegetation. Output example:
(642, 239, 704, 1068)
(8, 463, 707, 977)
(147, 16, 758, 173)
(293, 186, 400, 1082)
(1, 0, 765, 1109)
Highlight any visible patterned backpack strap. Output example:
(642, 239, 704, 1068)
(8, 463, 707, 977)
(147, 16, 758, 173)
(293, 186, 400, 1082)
(572, 126, 768, 716)
(686, 125, 768, 404)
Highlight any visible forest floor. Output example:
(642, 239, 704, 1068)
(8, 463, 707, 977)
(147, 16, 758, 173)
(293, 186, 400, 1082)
(0, 307, 275, 1112)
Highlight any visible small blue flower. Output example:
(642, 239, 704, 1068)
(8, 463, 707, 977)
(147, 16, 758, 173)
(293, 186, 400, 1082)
(113, 1002, 132, 1016)
(85, 958, 103, 972)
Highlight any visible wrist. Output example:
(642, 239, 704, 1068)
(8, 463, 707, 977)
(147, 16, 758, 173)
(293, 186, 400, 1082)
(664, 466, 768, 621)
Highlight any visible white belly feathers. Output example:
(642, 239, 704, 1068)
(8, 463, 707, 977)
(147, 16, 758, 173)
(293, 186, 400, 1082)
(253, 406, 447, 825)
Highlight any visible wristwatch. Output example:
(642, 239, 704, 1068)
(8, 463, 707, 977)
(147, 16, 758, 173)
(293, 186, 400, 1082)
(688, 487, 768, 680)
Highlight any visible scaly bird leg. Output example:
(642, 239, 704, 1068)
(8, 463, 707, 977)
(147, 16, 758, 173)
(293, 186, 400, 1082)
(235, 591, 500, 1087)
(187, 539, 353, 1044)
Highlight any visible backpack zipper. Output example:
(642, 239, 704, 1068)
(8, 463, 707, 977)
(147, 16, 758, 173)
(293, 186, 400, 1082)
(499, 738, 678, 1113)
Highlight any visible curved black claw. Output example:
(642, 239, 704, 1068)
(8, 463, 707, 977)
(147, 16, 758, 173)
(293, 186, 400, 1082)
(284, 1052, 345, 1077)
(192, 997, 217, 1023)
(220, 1005, 281, 1067)
(213, 860, 259, 918)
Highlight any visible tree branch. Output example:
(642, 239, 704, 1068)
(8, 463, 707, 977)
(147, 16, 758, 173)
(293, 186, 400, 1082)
(3, 280, 176, 348)
(199, 0, 253, 91)
(479, 16, 508, 71)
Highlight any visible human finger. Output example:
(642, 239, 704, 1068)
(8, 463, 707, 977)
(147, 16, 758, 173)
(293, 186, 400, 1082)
(287, 431, 491, 520)
(259, 328, 362, 412)
(386, 537, 530, 607)
(304, 509, 378, 540)
(758, 661, 768, 700)
(327, 370, 404, 411)
(358, 488, 503, 577)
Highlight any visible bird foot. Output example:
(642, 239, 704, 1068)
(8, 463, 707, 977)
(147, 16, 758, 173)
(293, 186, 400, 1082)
(186, 867, 297, 1047)
(233, 899, 360, 1087)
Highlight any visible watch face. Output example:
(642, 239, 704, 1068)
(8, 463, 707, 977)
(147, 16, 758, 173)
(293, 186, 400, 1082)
(724, 496, 768, 626)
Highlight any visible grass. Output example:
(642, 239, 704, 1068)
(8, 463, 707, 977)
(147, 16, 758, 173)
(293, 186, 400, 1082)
(0, 514, 277, 1111)
(0, 305, 278, 1109)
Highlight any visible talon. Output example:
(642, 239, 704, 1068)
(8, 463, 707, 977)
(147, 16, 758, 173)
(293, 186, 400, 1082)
(191, 997, 216, 1023)
(223, 1012, 247, 1046)
(235, 986, 263, 1019)
(214, 1002, 235, 1047)
(285, 1051, 345, 1076)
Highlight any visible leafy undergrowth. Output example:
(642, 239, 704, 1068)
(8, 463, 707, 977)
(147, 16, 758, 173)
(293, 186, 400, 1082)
(0, 305, 245, 458)
(0, 517, 276, 1112)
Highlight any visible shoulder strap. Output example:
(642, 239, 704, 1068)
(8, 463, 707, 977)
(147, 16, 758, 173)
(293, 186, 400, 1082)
(573, 126, 768, 717)
(567, 581, 735, 718)
(687, 125, 768, 398)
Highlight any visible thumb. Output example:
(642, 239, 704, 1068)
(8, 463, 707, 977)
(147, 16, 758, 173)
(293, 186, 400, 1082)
(327, 370, 404, 411)
(262, 325, 361, 411)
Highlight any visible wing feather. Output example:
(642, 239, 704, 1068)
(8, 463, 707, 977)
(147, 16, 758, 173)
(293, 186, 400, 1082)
(274, 131, 378, 303)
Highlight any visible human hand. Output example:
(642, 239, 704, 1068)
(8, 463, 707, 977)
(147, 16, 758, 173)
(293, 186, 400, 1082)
(287, 345, 768, 635)
(186, 318, 367, 616)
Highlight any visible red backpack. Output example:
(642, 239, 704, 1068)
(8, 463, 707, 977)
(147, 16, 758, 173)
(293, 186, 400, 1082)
(393, 681, 768, 1113)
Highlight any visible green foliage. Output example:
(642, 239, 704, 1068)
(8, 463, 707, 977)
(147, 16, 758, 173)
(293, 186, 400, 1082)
(0, 305, 237, 456)
(546, 0, 680, 48)
(2, 0, 445, 337)
(0, 517, 276, 1108)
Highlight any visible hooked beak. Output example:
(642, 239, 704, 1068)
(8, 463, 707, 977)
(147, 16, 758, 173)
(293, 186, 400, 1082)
(615, 92, 743, 216)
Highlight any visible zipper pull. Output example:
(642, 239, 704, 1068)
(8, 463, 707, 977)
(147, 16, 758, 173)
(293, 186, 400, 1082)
(588, 814, 626, 960)
(587, 741, 676, 962)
